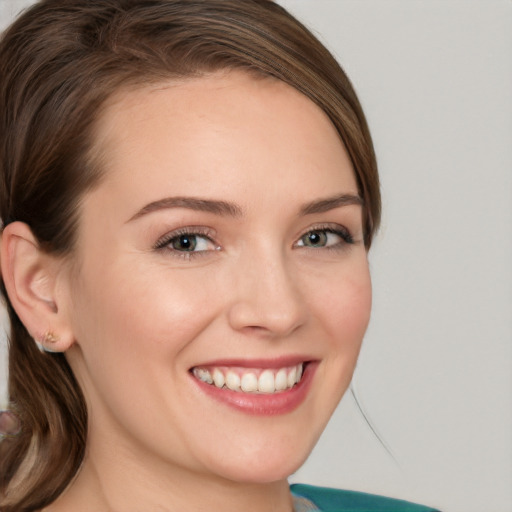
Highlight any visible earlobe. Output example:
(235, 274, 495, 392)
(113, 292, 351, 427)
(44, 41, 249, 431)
(0, 222, 75, 352)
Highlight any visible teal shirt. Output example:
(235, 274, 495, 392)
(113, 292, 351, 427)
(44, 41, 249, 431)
(291, 484, 441, 512)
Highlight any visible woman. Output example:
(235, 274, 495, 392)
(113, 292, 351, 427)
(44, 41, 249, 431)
(0, 1, 439, 511)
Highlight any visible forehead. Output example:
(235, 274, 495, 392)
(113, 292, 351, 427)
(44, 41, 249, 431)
(87, 71, 358, 215)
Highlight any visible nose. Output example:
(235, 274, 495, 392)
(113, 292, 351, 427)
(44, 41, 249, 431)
(226, 247, 307, 338)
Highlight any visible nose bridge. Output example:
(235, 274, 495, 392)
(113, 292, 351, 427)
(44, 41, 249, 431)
(227, 240, 306, 337)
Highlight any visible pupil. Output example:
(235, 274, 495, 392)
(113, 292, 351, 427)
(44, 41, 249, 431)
(309, 233, 320, 244)
(307, 231, 326, 246)
(175, 235, 196, 251)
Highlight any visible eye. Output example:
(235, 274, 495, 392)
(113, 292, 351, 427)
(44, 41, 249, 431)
(296, 226, 353, 249)
(154, 228, 218, 256)
(169, 233, 211, 252)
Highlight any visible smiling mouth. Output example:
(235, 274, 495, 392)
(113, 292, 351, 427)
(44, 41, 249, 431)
(191, 363, 305, 394)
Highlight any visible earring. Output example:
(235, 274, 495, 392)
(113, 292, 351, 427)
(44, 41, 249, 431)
(43, 331, 59, 344)
(38, 330, 60, 353)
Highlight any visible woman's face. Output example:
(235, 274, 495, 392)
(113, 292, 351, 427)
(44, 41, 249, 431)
(64, 71, 372, 484)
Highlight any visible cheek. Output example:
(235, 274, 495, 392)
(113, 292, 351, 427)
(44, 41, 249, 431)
(67, 257, 223, 411)
(307, 258, 372, 397)
(309, 258, 372, 344)
(67, 259, 225, 453)
(72, 264, 218, 357)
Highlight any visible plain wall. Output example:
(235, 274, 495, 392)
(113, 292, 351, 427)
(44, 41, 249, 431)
(1, 2, 511, 512)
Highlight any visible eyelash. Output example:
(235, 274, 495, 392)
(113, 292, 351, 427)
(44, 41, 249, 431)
(153, 224, 354, 260)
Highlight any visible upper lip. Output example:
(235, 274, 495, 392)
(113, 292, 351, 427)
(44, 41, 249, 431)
(190, 355, 315, 370)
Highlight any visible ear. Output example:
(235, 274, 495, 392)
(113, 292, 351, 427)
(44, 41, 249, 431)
(0, 222, 75, 352)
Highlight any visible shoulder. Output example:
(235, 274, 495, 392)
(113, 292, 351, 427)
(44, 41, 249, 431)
(290, 484, 441, 512)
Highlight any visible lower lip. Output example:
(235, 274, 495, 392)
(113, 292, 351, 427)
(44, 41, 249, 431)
(190, 362, 317, 416)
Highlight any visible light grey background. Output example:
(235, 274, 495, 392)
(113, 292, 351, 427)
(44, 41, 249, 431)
(1, 1, 511, 512)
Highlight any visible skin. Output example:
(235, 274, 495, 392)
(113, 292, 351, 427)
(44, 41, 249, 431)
(4, 71, 372, 511)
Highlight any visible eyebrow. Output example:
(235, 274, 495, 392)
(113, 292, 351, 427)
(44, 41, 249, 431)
(127, 192, 363, 223)
(127, 196, 243, 222)
(299, 193, 364, 215)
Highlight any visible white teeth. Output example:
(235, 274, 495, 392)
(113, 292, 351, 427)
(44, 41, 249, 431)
(225, 371, 241, 391)
(275, 368, 288, 391)
(258, 369, 275, 393)
(212, 368, 225, 388)
(193, 367, 213, 384)
(296, 363, 303, 383)
(241, 372, 258, 392)
(287, 366, 297, 387)
(193, 363, 306, 394)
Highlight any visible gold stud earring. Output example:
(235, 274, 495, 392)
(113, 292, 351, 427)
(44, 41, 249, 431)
(43, 331, 59, 344)
(38, 330, 60, 353)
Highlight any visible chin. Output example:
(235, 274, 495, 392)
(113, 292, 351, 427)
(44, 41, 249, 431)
(203, 434, 316, 484)
(219, 459, 304, 485)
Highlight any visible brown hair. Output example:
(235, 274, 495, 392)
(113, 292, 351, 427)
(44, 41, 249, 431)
(0, 0, 380, 510)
